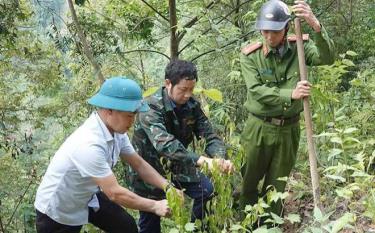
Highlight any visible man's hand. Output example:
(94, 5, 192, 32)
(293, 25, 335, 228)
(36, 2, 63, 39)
(214, 158, 235, 174)
(292, 0, 321, 32)
(292, 80, 312, 100)
(197, 156, 234, 174)
(152, 199, 171, 217)
(164, 183, 185, 203)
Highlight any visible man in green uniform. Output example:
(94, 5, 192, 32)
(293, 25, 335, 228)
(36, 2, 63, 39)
(130, 59, 233, 233)
(239, 0, 335, 216)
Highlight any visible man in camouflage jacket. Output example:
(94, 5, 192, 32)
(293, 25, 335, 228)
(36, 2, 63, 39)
(130, 59, 233, 233)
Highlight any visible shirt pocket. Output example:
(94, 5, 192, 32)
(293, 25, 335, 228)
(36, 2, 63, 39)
(260, 74, 278, 87)
(283, 73, 299, 88)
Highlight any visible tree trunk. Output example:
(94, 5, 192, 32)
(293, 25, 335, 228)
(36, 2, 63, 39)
(67, 0, 105, 83)
(169, 0, 178, 59)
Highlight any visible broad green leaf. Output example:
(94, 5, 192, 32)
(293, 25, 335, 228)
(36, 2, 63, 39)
(335, 115, 347, 121)
(335, 188, 353, 199)
(343, 127, 358, 134)
(253, 227, 270, 233)
(143, 87, 158, 97)
(330, 137, 342, 144)
(316, 132, 337, 137)
(343, 137, 361, 144)
(328, 148, 343, 161)
(313, 207, 323, 222)
(169, 229, 179, 233)
(267, 227, 283, 233)
(244, 204, 253, 212)
(346, 51, 358, 56)
(350, 78, 362, 86)
(270, 212, 284, 224)
(325, 174, 346, 182)
(203, 88, 223, 102)
(286, 213, 301, 223)
(351, 171, 370, 177)
(342, 59, 355, 67)
(331, 213, 356, 233)
(229, 224, 243, 231)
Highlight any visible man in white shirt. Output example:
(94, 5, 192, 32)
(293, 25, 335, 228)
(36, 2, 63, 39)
(34, 77, 174, 233)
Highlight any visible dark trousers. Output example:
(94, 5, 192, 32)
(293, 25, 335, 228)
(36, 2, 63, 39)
(36, 191, 138, 233)
(138, 174, 214, 233)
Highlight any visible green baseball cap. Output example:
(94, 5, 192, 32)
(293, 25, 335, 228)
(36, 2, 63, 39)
(88, 77, 149, 112)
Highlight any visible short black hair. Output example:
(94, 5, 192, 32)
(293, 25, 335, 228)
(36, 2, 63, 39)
(165, 59, 198, 86)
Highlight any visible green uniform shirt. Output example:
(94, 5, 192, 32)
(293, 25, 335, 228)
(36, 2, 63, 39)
(240, 25, 335, 117)
(130, 87, 225, 199)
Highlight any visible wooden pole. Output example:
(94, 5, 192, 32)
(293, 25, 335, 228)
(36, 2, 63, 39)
(294, 18, 323, 212)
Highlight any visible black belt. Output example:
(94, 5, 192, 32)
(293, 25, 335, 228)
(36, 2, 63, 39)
(252, 114, 300, 126)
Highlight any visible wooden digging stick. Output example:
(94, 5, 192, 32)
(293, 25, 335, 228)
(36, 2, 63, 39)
(294, 17, 323, 212)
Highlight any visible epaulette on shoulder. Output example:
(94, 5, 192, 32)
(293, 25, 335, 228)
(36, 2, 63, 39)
(241, 42, 262, 55)
(287, 34, 309, 42)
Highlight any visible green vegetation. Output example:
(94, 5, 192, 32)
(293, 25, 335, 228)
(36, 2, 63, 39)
(0, 0, 374, 232)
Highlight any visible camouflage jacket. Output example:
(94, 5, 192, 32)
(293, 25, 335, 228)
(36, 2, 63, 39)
(129, 87, 226, 199)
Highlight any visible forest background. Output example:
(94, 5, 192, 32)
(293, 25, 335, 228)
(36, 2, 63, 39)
(0, 0, 374, 232)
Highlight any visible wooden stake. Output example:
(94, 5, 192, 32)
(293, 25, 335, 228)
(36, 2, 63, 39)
(294, 17, 323, 212)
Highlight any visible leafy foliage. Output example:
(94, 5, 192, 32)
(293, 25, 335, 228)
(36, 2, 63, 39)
(1, 0, 375, 232)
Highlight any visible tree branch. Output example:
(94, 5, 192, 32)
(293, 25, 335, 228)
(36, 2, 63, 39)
(317, 0, 337, 18)
(0, 210, 5, 233)
(177, 0, 218, 42)
(216, 0, 251, 25)
(67, 0, 105, 83)
(178, 0, 251, 55)
(5, 179, 33, 229)
(140, 0, 169, 22)
(120, 49, 170, 60)
(191, 30, 254, 61)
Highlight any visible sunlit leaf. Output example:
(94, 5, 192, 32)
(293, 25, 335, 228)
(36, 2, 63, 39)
(230, 224, 243, 231)
(343, 127, 358, 134)
(342, 59, 355, 67)
(330, 137, 342, 144)
(253, 227, 270, 233)
(184, 223, 195, 231)
(270, 212, 284, 224)
(313, 207, 323, 222)
(286, 213, 301, 223)
(335, 187, 353, 199)
(325, 174, 346, 182)
(346, 51, 358, 56)
(143, 86, 158, 97)
(203, 88, 223, 102)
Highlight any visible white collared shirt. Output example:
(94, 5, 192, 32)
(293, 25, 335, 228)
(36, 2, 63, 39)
(34, 112, 135, 225)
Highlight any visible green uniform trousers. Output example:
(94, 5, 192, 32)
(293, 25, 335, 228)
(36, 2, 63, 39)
(239, 115, 300, 215)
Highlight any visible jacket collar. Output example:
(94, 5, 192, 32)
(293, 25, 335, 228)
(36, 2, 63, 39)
(262, 38, 291, 58)
(161, 87, 196, 112)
